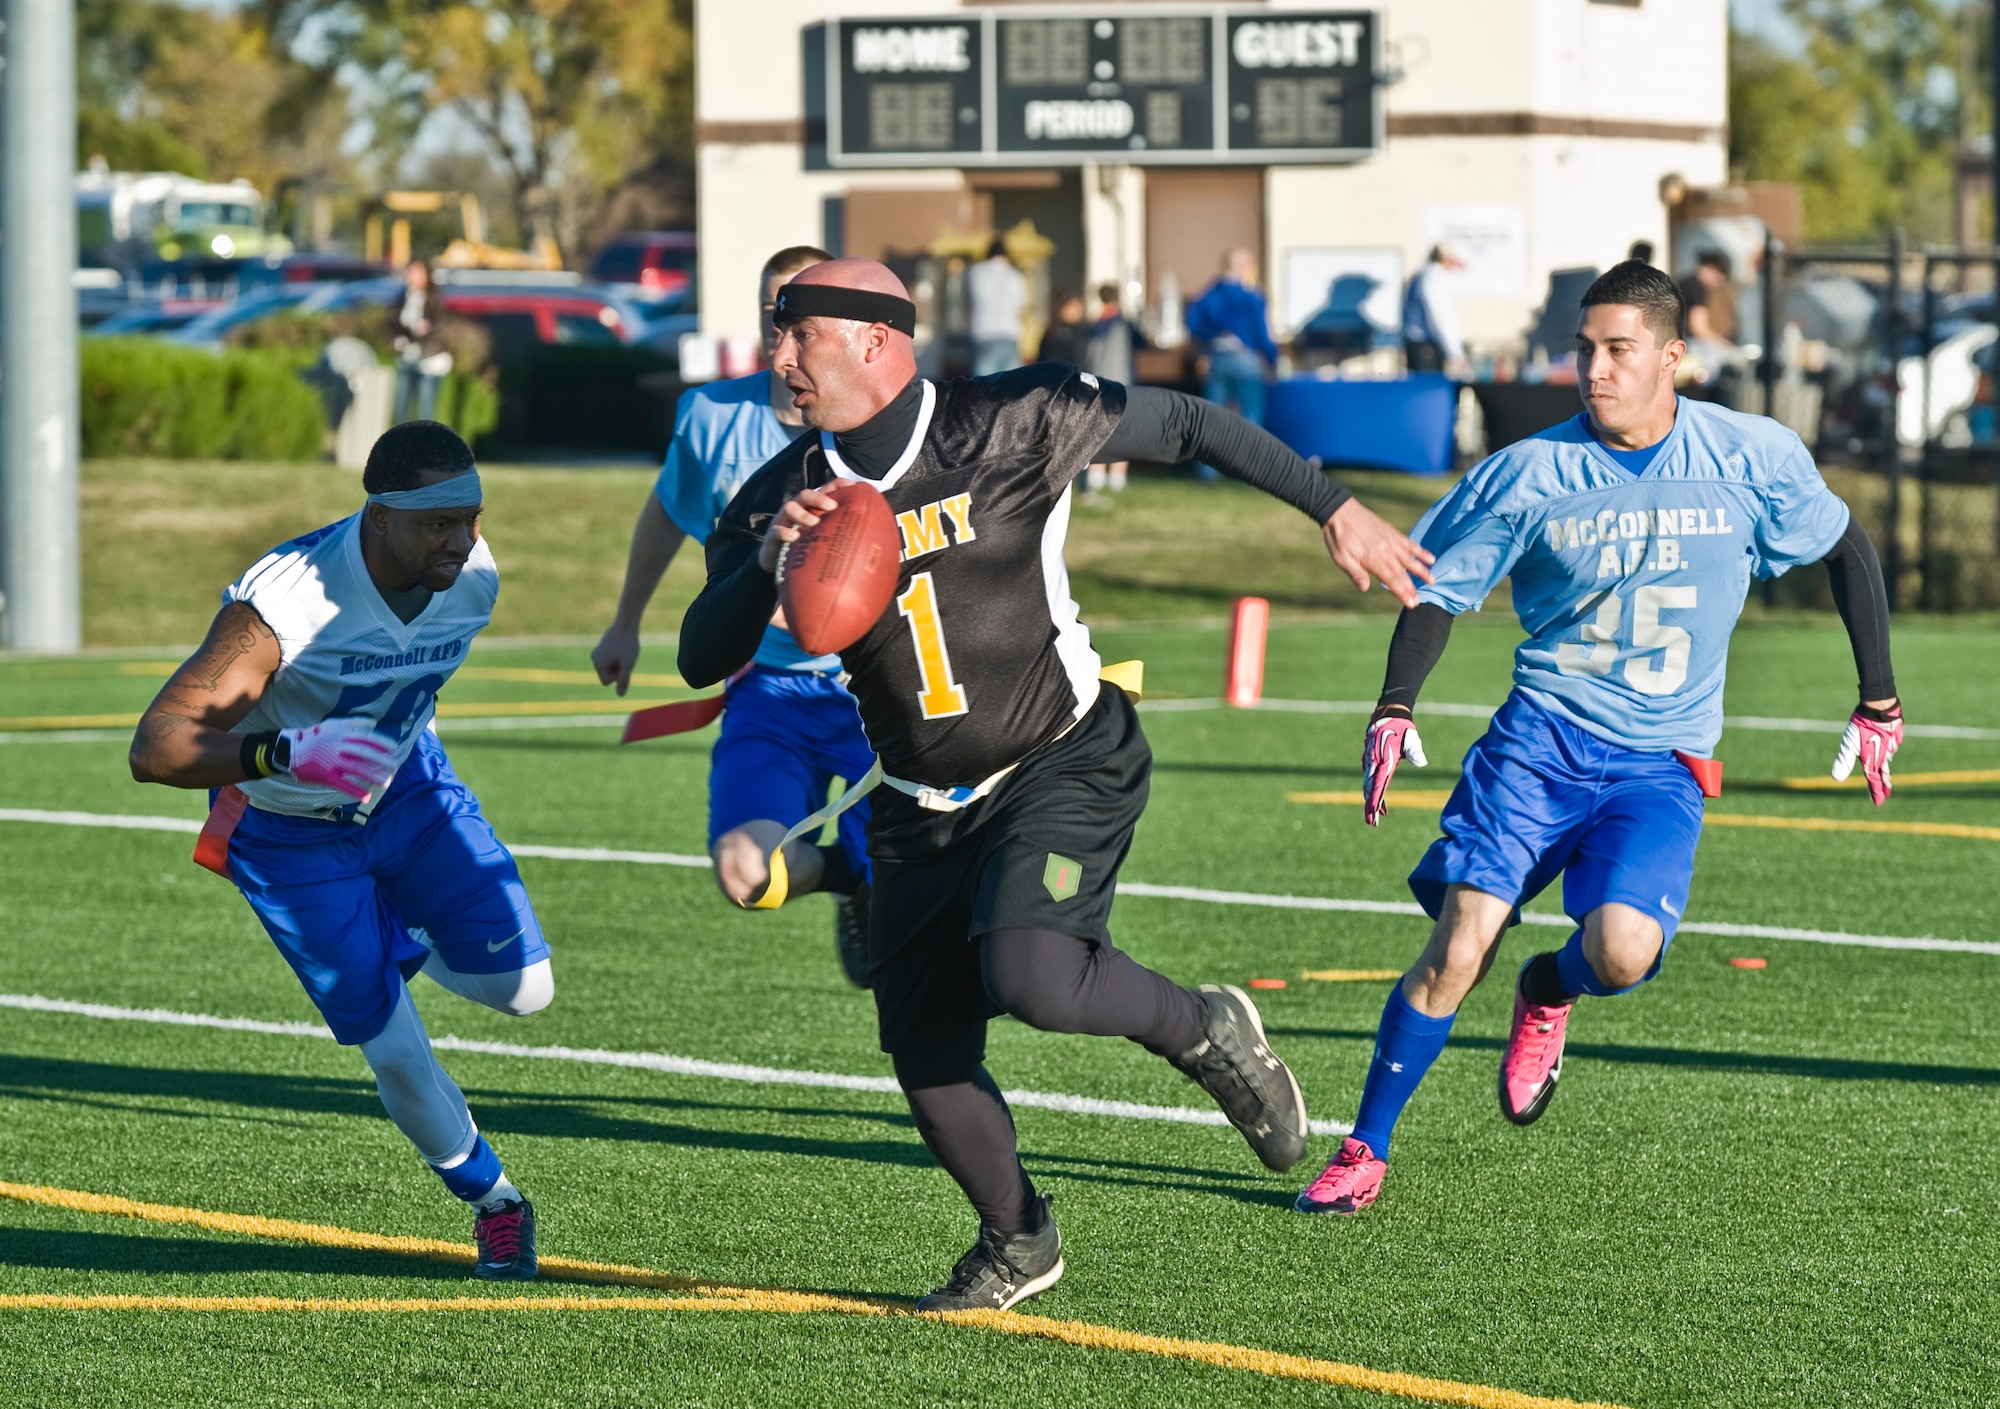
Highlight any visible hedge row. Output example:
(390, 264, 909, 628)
(82, 338, 325, 460)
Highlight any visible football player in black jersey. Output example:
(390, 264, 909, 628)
(682, 258, 1434, 1312)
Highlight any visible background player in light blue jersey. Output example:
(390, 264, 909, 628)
(1297, 262, 1905, 1215)
(593, 245, 875, 985)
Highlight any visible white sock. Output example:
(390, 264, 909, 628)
(476, 1176, 523, 1212)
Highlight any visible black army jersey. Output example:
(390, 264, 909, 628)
(702, 364, 1124, 789)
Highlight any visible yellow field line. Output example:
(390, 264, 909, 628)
(1702, 813, 2000, 842)
(0, 700, 675, 731)
(0, 712, 142, 730)
(1285, 791, 2000, 842)
(431, 699, 675, 719)
(1781, 768, 2000, 791)
(1302, 969, 1405, 982)
(0, 1181, 1627, 1409)
(1287, 791, 1457, 807)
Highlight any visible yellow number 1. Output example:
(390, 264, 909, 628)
(895, 571, 969, 720)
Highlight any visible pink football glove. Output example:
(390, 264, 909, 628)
(1362, 709, 1428, 827)
(1830, 704, 1902, 807)
(282, 718, 398, 803)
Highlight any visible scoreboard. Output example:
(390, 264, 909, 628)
(827, 8, 1379, 167)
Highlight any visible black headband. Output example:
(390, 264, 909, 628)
(772, 283, 916, 336)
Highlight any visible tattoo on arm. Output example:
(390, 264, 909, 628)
(182, 607, 275, 694)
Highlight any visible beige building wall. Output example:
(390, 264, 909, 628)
(694, 0, 1730, 350)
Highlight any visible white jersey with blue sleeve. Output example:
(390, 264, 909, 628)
(654, 372, 831, 671)
(1411, 399, 1851, 753)
(225, 514, 497, 819)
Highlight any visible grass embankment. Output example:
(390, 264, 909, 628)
(78, 459, 1454, 649)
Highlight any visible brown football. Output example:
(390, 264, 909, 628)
(776, 479, 901, 656)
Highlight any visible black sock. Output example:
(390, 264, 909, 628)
(894, 1057, 1036, 1234)
(1519, 950, 1573, 1009)
(815, 843, 860, 896)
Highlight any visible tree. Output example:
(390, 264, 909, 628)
(1731, 0, 1963, 244)
(78, 0, 352, 196)
(257, 0, 695, 260)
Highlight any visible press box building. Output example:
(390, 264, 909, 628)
(693, 1, 1726, 358)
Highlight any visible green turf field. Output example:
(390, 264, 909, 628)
(2, 606, 1998, 1406)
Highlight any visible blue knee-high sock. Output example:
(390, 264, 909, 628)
(1554, 927, 1654, 998)
(1350, 985, 1457, 1159)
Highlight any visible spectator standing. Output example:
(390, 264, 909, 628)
(1401, 244, 1467, 375)
(967, 240, 1028, 376)
(1680, 250, 1736, 344)
(1186, 248, 1280, 479)
(1037, 287, 1091, 366)
(1627, 239, 1656, 266)
(1082, 283, 1144, 494)
(393, 259, 449, 423)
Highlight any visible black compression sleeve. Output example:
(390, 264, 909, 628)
(1378, 602, 1455, 714)
(1097, 385, 1351, 524)
(677, 554, 779, 688)
(1821, 514, 1897, 702)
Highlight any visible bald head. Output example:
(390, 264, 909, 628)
(770, 258, 919, 433)
(787, 257, 911, 299)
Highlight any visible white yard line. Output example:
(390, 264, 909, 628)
(2, 807, 1995, 955)
(0, 992, 1352, 1139)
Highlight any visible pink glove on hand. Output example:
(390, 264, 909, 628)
(1362, 710, 1428, 827)
(1830, 704, 1902, 807)
(282, 718, 398, 803)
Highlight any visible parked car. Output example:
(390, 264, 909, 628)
(586, 232, 696, 308)
(319, 276, 658, 353)
(87, 300, 223, 338)
(165, 282, 350, 349)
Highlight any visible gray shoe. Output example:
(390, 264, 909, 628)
(1172, 984, 1309, 1172)
(834, 883, 871, 989)
(915, 1194, 1063, 1313)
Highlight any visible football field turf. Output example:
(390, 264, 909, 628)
(0, 614, 1995, 1407)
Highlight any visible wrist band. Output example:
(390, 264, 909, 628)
(239, 731, 287, 779)
(771, 283, 916, 336)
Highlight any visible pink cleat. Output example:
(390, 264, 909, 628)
(1499, 964, 1572, 1126)
(1293, 1137, 1386, 1215)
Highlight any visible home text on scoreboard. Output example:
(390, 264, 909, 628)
(826, 8, 1380, 168)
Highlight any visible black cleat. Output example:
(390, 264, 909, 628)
(471, 1197, 538, 1281)
(1172, 984, 1310, 1173)
(834, 883, 872, 989)
(915, 1194, 1063, 1313)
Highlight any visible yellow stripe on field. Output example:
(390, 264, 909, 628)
(1302, 969, 1405, 983)
(1703, 813, 2000, 842)
(0, 700, 676, 731)
(1286, 791, 2000, 842)
(1287, 791, 1457, 807)
(0, 1181, 1627, 1409)
(432, 699, 675, 719)
(452, 667, 692, 689)
(1780, 768, 2000, 791)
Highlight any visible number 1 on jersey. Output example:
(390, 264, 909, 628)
(896, 572, 969, 719)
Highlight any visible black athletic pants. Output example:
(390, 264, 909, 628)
(868, 690, 1207, 1235)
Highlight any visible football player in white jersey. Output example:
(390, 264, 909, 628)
(130, 422, 547, 1279)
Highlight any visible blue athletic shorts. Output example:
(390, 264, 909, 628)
(224, 730, 548, 1045)
(1409, 690, 1705, 954)
(708, 665, 875, 879)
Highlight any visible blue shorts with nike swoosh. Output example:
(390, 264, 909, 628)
(1409, 691, 1705, 964)
(224, 730, 548, 1045)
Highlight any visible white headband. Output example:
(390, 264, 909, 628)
(366, 471, 483, 509)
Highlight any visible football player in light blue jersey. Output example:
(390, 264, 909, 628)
(593, 245, 876, 985)
(1297, 261, 1905, 1216)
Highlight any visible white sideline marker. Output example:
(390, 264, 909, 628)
(1, 806, 1996, 955)
(0, 992, 1352, 1139)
